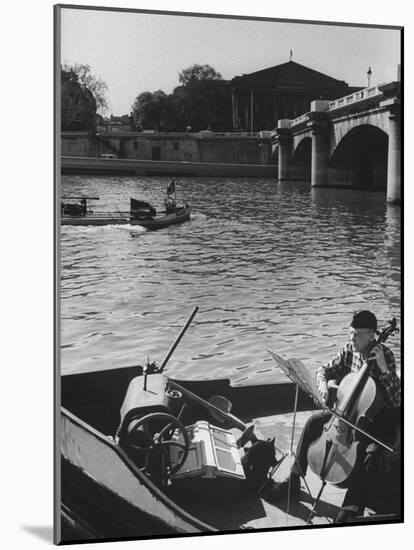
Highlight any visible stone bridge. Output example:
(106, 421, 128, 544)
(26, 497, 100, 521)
(272, 81, 401, 203)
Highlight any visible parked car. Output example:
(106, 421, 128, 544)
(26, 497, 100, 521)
(100, 153, 118, 159)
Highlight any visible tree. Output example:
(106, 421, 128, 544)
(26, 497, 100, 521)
(178, 64, 223, 86)
(61, 67, 97, 131)
(131, 90, 174, 131)
(174, 64, 232, 131)
(63, 63, 110, 116)
(130, 64, 231, 132)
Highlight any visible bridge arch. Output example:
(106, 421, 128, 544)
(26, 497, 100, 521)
(330, 111, 389, 153)
(329, 124, 388, 190)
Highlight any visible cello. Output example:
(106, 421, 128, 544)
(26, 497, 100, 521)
(307, 318, 399, 489)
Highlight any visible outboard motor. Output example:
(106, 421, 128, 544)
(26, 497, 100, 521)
(115, 374, 181, 443)
(114, 374, 188, 484)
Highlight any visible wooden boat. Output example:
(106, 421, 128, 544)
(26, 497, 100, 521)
(61, 196, 191, 229)
(133, 205, 190, 230)
(59, 362, 401, 543)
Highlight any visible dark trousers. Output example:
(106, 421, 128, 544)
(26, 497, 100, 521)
(291, 408, 399, 514)
(291, 410, 332, 478)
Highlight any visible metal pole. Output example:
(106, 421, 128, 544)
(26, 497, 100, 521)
(307, 480, 327, 525)
(169, 379, 248, 432)
(290, 384, 299, 454)
(367, 67, 372, 87)
(158, 306, 199, 373)
(286, 383, 300, 521)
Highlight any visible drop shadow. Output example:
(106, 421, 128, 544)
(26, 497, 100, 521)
(21, 525, 53, 543)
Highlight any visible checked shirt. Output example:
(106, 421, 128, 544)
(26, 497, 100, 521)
(316, 342, 401, 409)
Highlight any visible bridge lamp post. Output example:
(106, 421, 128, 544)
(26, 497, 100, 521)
(367, 67, 372, 87)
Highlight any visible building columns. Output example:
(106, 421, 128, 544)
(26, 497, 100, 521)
(231, 89, 236, 128)
(386, 112, 401, 204)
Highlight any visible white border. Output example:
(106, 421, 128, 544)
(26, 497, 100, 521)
(2, 1, 410, 549)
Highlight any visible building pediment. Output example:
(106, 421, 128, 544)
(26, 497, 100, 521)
(231, 61, 350, 90)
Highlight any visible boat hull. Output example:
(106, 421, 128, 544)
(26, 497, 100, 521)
(58, 368, 400, 543)
(59, 369, 303, 542)
(60, 407, 215, 542)
(61, 206, 191, 228)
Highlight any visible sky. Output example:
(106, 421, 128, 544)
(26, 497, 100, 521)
(60, 6, 401, 116)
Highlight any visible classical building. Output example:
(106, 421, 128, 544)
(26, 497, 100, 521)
(230, 61, 361, 132)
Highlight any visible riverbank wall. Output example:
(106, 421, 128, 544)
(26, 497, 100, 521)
(61, 130, 275, 164)
(61, 156, 277, 177)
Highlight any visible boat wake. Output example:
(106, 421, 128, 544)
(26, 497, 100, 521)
(62, 224, 146, 233)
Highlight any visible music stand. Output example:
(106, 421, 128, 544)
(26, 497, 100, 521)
(266, 350, 324, 519)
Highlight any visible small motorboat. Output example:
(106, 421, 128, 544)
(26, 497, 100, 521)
(61, 196, 191, 229)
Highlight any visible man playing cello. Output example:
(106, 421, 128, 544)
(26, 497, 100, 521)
(269, 310, 401, 523)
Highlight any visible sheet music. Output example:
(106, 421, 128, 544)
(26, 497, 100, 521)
(266, 349, 324, 406)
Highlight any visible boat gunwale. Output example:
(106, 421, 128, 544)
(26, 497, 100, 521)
(61, 406, 216, 533)
(61, 205, 191, 227)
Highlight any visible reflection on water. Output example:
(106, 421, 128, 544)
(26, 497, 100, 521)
(60, 176, 401, 382)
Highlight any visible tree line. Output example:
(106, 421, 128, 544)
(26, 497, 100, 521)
(61, 63, 109, 131)
(61, 63, 233, 132)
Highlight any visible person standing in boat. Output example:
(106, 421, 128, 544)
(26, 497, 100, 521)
(80, 197, 87, 215)
(268, 310, 401, 523)
(165, 178, 176, 213)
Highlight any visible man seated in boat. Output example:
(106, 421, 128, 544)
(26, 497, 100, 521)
(268, 311, 401, 523)
(164, 195, 176, 214)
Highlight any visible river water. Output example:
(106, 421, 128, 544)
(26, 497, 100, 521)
(60, 175, 401, 384)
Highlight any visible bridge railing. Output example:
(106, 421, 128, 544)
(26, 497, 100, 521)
(285, 84, 385, 130)
(328, 85, 383, 111)
(290, 114, 308, 127)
